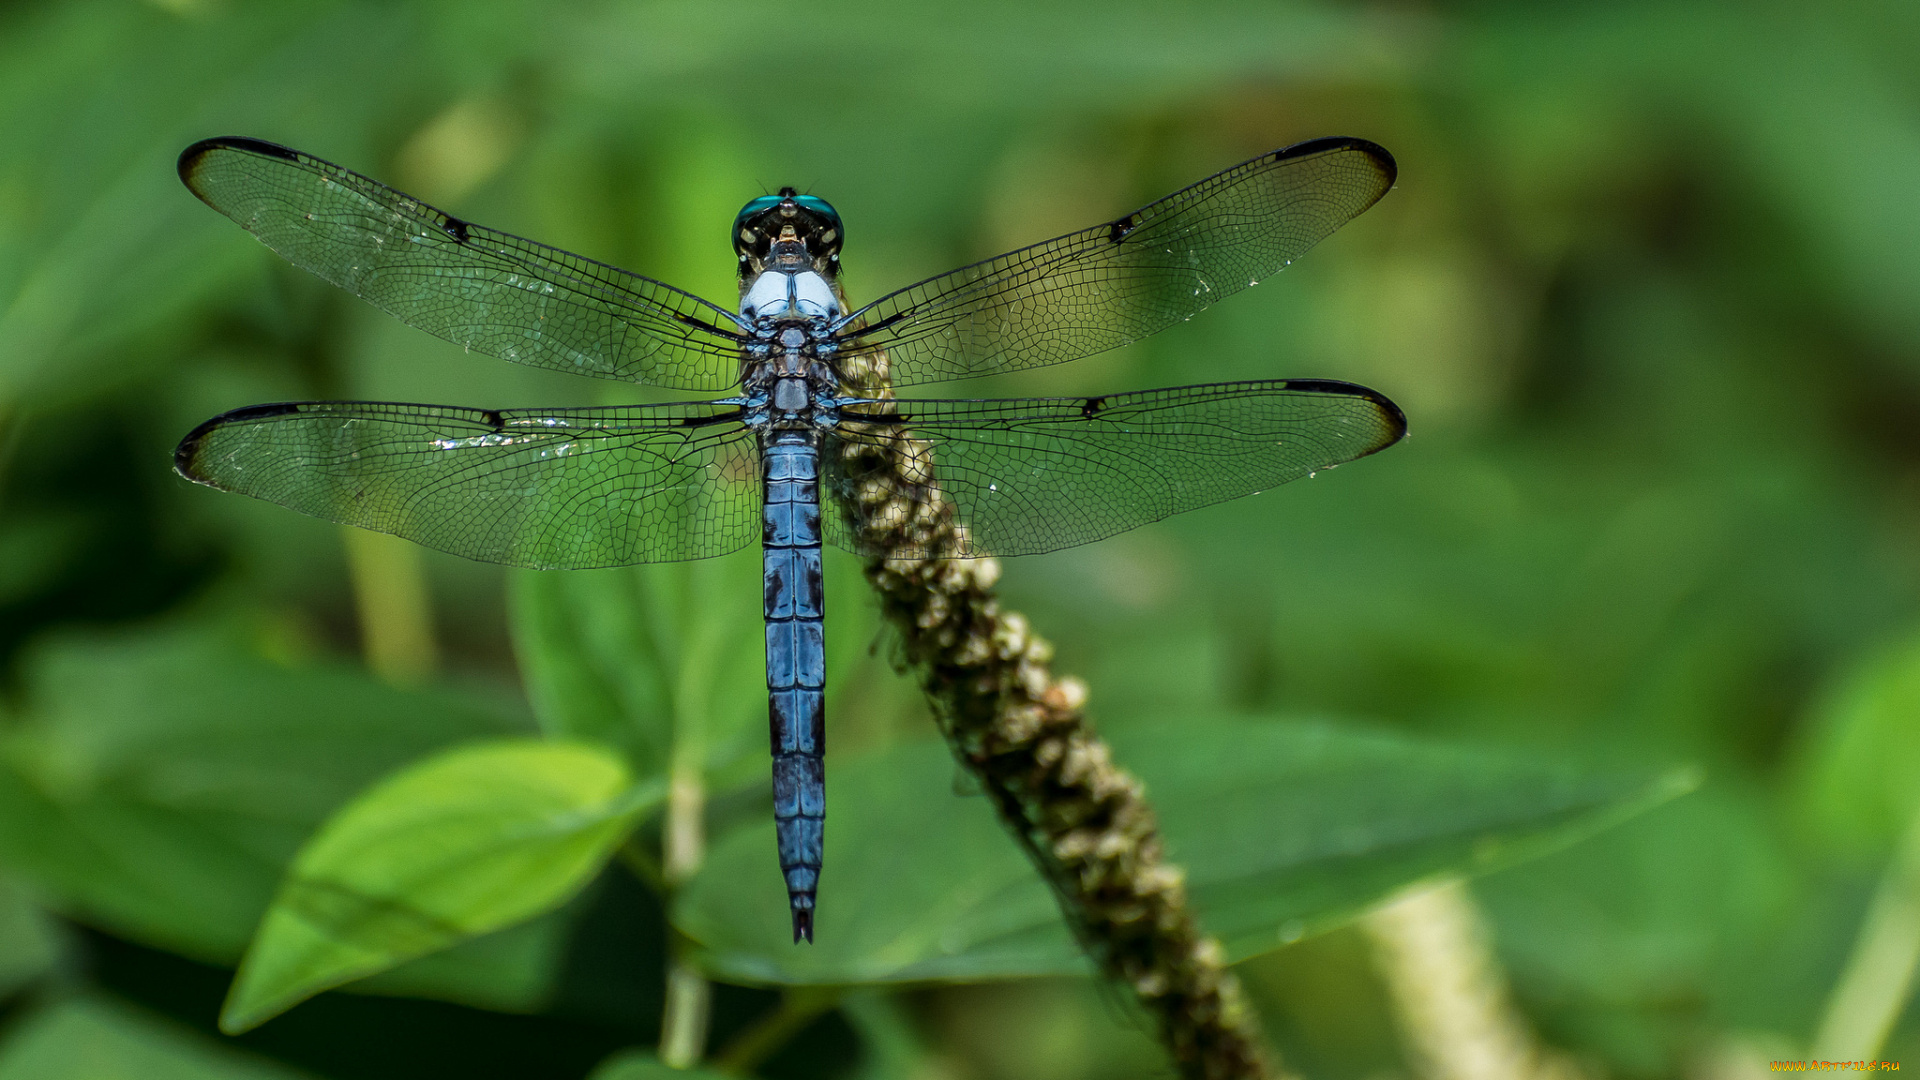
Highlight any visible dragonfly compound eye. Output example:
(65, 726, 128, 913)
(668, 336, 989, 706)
(733, 190, 844, 267)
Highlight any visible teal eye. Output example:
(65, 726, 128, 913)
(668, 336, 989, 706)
(790, 195, 840, 226)
(732, 196, 784, 248)
(788, 197, 843, 252)
(736, 195, 784, 218)
(732, 191, 844, 257)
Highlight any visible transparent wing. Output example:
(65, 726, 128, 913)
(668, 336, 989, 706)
(176, 400, 760, 568)
(180, 137, 746, 392)
(834, 138, 1395, 388)
(823, 380, 1405, 559)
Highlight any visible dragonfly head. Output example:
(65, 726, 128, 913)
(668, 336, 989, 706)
(734, 187, 842, 280)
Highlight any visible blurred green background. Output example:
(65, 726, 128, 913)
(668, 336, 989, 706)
(0, 0, 1916, 1077)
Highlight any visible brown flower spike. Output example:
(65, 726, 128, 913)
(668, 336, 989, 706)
(834, 374, 1273, 1079)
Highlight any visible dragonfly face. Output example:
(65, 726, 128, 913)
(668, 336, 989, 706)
(733, 187, 846, 411)
(733, 187, 843, 278)
(173, 134, 1408, 943)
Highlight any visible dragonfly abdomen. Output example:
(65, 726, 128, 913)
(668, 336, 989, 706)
(761, 431, 826, 943)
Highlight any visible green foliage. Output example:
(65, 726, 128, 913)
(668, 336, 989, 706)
(679, 719, 1691, 984)
(509, 559, 765, 784)
(0, 621, 525, 959)
(585, 1050, 730, 1080)
(0, 621, 591, 1017)
(221, 740, 661, 1033)
(0, 0, 1910, 1076)
(1794, 630, 1920, 850)
(0, 998, 305, 1080)
(0, 876, 61, 999)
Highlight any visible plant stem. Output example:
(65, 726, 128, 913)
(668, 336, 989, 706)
(832, 380, 1270, 1079)
(341, 526, 437, 685)
(1814, 801, 1920, 1059)
(664, 752, 706, 884)
(1362, 877, 1578, 1080)
(657, 743, 711, 1067)
(659, 959, 711, 1068)
(658, 561, 725, 1068)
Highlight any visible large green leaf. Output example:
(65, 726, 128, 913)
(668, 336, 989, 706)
(0, 997, 308, 1080)
(221, 739, 661, 1033)
(509, 557, 765, 786)
(0, 2, 450, 414)
(0, 874, 60, 1000)
(1792, 629, 1920, 851)
(0, 621, 563, 1012)
(677, 716, 1695, 984)
(1473, 780, 1794, 1044)
(352, 912, 574, 1008)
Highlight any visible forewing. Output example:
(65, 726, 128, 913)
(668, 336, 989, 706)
(835, 138, 1395, 388)
(176, 401, 759, 568)
(179, 137, 745, 392)
(824, 380, 1405, 559)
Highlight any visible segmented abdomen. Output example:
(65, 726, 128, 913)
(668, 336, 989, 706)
(761, 431, 825, 943)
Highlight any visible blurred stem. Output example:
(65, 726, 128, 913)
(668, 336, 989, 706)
(662, 739, 706, 883)
(711, 987, 840, 1075)
(1362, 877, 1578, 1080)
(658, 960, 711, 1069)
(658, 562, 724, 1069)
(1813, 800, 1920, 1059)
(656, 741, 711, 1068)
(341, 527, 437, 685)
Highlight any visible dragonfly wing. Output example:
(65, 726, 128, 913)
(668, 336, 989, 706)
(835, 138, 1394, 388)
(180, 137, 745, 392)
(823, 380, 1405, 559)
(176, 400, 760, 568)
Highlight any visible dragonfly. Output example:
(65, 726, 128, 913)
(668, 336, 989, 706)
(174, 134, 1406, 943)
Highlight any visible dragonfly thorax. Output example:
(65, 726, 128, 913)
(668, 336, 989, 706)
(772, 377, 810, 412)
(742, 269, 840, 322)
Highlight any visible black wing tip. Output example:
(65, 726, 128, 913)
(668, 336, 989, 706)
(1282, 378, 1410, 448)
(173, 402, 305, 483)
(1274, 135, 1398, 189)
(178, 136, 300, 189)
(791, 900, 815, 944)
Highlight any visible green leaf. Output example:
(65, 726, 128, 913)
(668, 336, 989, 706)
(0, 874, 61, 999)
(0, 997, 307, 1080)
(0, 618, 584, 1016)
(221, 739, 662, 1033)
(350, 912, 575, 1015)
(508, 557, 765, 784)
(0, 621, 525, 961)
(676, 716, 1694, 984)
(586, 1050, 733, 1080)
(1793, 629, 1920, 851)
(508, 569, 673, 771)
(1474, 782, 1793, 1016)
(0, 3, 438, 414)
(1134, 719, 1697, 962)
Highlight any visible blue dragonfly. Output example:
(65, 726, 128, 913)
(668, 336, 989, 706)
(174, 135, 1405, 942)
